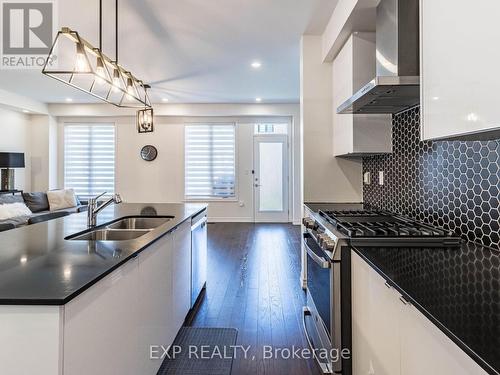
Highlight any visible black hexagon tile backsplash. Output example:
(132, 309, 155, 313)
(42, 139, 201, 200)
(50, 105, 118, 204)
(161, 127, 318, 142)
(363, 106, 500, 250)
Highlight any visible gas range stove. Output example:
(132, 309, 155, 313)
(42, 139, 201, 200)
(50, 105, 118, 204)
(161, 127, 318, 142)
(301, 206, 462, 375)
(303, 208, 462, 258)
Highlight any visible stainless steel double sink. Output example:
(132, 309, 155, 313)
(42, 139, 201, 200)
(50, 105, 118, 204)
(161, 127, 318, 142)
(66, 217, 174, 241)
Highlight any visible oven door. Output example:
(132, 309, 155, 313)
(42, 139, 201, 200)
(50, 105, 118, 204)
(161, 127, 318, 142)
(304, 233, 331, 335)
(303, 232, 334, 374)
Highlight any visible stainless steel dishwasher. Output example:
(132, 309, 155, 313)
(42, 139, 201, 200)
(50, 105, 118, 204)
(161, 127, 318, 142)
(191, 210, 207, 307)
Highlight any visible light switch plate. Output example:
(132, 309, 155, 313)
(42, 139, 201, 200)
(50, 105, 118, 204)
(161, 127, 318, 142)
(379, 171, 384, 185)
(363, 172, 371, 185)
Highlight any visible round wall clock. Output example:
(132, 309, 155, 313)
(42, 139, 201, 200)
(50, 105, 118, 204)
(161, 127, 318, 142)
(140, 145, 158, 161)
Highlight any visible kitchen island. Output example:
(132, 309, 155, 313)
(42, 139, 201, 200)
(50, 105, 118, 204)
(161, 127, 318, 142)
(0, 203, 207, 375)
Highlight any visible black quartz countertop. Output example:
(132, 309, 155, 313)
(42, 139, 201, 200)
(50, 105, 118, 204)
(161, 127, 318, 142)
(0, 203, 207, 305)
(353, 242, 500, 375)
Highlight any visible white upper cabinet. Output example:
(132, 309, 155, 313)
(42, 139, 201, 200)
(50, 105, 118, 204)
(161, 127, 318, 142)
(333, 33, 392, 157)
(421, 0, 500, 140)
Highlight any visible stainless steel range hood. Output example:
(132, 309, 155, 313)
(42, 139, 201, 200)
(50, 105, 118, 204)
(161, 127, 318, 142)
(337, 0, 420, 114)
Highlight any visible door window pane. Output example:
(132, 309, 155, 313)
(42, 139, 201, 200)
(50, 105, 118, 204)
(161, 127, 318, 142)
(259, 142, 283, 211)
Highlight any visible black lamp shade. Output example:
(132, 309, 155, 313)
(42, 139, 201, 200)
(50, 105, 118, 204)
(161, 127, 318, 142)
(0, 153, 25, 168)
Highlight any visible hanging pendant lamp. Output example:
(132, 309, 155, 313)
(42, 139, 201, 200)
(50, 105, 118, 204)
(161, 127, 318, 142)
(137, 85, 154, 133)
(42, 0, 151, 108)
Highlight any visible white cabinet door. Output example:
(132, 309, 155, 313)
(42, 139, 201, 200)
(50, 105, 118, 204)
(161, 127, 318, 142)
(0, 306, 62, 375)
(351, 252, 401, 375)
(401, 304, 488, 375)
(172, 220, 192, 330)
(137, 233, 176, 374)
(421, 0, 500, 140)
(63, 258, 140, 375)
(333, 35, 354, 156)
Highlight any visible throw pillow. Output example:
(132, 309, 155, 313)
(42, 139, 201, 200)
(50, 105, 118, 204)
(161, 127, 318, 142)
(47, 189, 78, 211)
(22, 192, 50, 213)
(0, 203, 32, 220)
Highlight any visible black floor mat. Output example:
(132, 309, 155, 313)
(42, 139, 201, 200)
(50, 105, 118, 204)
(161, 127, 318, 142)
(157, 327, 238, 375)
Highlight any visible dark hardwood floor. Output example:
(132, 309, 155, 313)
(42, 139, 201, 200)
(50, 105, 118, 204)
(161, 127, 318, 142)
(190, 223, 318, 375)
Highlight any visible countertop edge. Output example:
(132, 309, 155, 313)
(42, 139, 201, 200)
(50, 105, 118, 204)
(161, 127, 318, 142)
(303, 202, 365, 213)
(0, 205, 208, 307)
(351, 247, 499, 375)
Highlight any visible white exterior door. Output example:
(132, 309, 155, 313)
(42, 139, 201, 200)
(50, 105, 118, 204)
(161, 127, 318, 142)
(253, 135, 289, 222)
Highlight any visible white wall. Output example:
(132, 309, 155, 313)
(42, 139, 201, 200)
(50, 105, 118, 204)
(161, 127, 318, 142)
(0, 91, 54, 193)
(113, 117, 271, 222)
(48, 116, 58, 189)
(29, 115, 58, 192)
(0, 106, 31, 191)
(54, 103, 301, 223)
(301, 35, 362, 203)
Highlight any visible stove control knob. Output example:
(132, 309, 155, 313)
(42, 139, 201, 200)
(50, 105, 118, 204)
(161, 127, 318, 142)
(302, 218, 317, 230)
(317, 233, 328, 246)
(322, 239, 336, 252)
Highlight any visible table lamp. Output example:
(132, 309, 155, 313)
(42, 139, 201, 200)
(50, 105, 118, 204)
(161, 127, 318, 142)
(0, 152, 25, 191)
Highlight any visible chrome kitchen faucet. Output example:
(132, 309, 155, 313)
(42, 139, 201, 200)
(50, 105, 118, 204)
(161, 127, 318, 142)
(87, 192, 123, 227)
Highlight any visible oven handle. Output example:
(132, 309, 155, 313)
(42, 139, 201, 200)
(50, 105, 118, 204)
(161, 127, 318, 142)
(303, 307, 334, 374)
(303, 234, 330, 269)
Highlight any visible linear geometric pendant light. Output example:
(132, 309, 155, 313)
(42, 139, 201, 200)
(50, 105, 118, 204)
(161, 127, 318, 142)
(42, 0, 151, 108)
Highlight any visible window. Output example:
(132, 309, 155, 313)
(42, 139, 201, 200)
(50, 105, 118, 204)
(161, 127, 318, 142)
(64, 123, 115, 200)
(254, 123, 288, 134)
(185, 124, 236, 199)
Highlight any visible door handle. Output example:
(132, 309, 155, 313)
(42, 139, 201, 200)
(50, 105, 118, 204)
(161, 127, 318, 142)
(302, 307, 334, 374)
(191, 216, 207, 231)
(254, 183, 261, 187)
(399, 295, 411, 306)
(303, 235, 330, 269)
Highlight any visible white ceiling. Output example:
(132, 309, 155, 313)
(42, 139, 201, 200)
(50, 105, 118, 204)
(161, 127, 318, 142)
(0, 0, 337, 104)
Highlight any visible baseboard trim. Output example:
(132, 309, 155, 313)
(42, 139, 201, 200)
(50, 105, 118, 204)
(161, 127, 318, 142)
(208, 217, 254, 223)
(208, 217, 296, 224)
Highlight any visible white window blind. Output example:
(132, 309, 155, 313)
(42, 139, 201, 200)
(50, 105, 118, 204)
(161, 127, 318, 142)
(64, 123, 115, 200)
(185, 124, 236, 199)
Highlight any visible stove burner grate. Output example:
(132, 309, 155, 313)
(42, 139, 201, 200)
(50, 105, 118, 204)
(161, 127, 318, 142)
(319, 210, 456, 238)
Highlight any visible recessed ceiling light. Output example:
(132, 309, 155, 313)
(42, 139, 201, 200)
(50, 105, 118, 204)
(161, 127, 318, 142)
(162, 98, 169, 102)
(251, 61, 262, 69)
(467, 112, 479, 122)
(65, 98, 73, 102)
(22, 109, 29, 113)
(255, 97, 262, 102)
